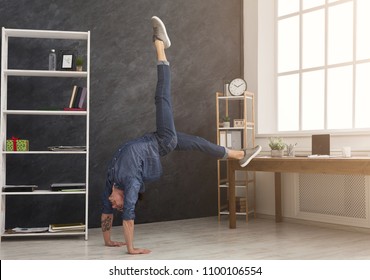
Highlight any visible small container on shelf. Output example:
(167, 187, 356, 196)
(48, 49, 56, 70)
(6, 137, 29, 151)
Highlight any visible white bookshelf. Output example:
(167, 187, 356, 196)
(0, 28, 90, 240)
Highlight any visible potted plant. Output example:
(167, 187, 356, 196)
(76, 57, 83, 71)
(269, 137, 285, 157)
(223, 116, 230, 128)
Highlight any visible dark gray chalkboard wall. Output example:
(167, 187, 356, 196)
(0, 0, 242, 229)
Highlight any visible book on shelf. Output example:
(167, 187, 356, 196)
(68, 85, 87, 109)
(59, 188, 86, 192)
(68, 85, 78, 108)
(50, 183, 86, 191)
(78, 87, 87, 108)
(72, 86, 82, 108)
(3, 185, 38, 192)
(48, 223, 85, 232)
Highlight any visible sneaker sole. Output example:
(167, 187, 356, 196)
(240, 146, 262, 167)
(151, 16, 171, 49)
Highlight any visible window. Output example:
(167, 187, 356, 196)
(276, 0, 370, 132)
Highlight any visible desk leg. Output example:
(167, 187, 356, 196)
(275, 172, 282, 222)
(228, 162, 236, 229)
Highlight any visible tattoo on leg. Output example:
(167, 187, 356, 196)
(101, 216, 112, 232)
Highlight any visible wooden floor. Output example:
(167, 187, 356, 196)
(1, 216, 370, 260)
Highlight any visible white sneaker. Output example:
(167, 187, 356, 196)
(151, 16, 171, 49)
(239, 145, 262, 167)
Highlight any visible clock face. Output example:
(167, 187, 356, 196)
(228, 78, 247, 96)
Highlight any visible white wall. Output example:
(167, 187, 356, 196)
(243, 0, 370, 219)
(244, 0, 276, 134)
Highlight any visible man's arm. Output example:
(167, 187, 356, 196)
(122, 219, 151, 254)
(101, 213, 126, 247)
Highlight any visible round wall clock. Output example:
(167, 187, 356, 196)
(228, 78, 247, 96)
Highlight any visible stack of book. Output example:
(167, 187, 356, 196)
(48, 223, 85, 233)
(64, 85, 87, 111)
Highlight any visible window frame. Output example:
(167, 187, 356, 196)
(275, 0, 370, 135)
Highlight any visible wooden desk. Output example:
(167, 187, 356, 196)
(227, 156, 370, 229)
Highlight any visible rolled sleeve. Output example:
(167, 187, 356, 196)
(122, 179, 141, 220)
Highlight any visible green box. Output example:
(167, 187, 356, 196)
(6, 139, 29, 151)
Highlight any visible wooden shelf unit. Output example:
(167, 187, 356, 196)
(216, 91, 256, 222)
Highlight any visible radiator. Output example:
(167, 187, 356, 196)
(295, 174, 370, 228)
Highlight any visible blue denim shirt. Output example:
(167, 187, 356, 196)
(102, 133, 162, 220)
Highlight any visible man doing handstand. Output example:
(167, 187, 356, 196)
(101, 16, 262, 254)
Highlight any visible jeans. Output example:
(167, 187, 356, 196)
(154, 62, 226, 159)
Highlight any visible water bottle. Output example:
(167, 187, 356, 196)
(48, 49, 56, 70)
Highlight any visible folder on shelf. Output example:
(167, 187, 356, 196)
(3, 185, 38, 192)
(226, 132, 232, 148)
(48, 223, 85, 232)
(219, 131, 234, 149)
(219, 131, 226, 147)
(50, 183, 86, 191)
(8, 227, 49, 234)
(48, 146, 86, 151)
(230, 131, 242, 149)
(59, 188, 86, 192)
